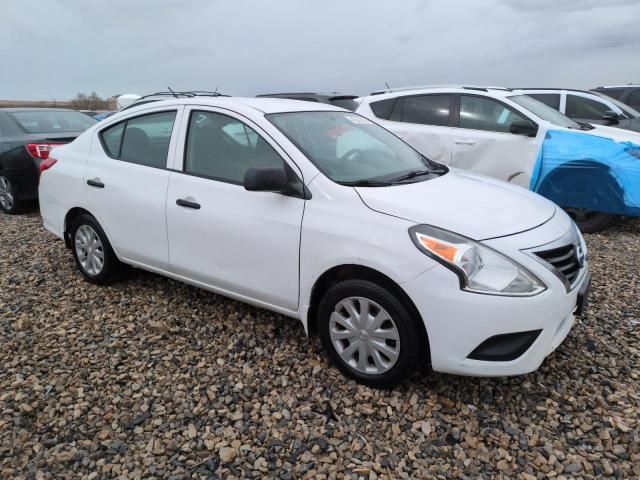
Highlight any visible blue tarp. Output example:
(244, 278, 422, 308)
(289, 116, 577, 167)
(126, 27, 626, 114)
(530, 129, 640, 216)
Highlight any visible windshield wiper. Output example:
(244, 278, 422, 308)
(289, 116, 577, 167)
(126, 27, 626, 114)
(340, 179, 393, 187)
(388, 169, 439, 183)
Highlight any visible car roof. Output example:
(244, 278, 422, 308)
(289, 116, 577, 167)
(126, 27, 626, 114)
(257, 92, 359, 101)
(361, 86, 515, 102)
(595, 84, 640, 89)
(0, 107, 76, 112)
(120, 96, 348, 115)
(513, 88, 598, 94)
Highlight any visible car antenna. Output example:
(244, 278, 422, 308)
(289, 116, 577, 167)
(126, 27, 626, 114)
(385, 82, 392, 93)
(167, 86, 179, 99)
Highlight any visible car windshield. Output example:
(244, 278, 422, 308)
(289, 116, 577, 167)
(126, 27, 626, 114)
(9, 110, 97, 133)
(267, 111, 445, 185)
(592, 92, 640, 118)
(508, 94, 582, 129)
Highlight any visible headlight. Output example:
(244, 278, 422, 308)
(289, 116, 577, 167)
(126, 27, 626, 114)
(409, 225, 546, 296)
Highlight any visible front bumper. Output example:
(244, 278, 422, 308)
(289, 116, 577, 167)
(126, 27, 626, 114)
(402, 210, 589, 377)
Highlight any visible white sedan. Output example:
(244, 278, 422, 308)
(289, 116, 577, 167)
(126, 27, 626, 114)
(39, 96, 590, 387)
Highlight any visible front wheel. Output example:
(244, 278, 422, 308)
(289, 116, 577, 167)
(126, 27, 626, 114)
(318, 279, 425, 388)
(70, 214, 124, 285)
(565, 208, 616, 233)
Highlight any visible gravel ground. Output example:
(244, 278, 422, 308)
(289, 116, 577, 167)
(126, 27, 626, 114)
(1, 212, 639, 480)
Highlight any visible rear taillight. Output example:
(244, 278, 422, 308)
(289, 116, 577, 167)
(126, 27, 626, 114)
(26, 142, 62, 160)
(39, 157, 58, 176)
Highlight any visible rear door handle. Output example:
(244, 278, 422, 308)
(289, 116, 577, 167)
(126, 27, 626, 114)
(176, 198, 201, 210)
(87, 179, 105, 188)
(454, 139, 476, 145)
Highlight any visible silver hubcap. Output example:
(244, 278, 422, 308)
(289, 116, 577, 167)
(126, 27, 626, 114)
(329, 297, 400, 375)
(0, 176, 14, 210)
(75, 225, 104, 276)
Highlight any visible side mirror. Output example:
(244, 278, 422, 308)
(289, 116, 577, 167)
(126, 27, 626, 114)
(510, 120, 538, 137)
(244, 166, 289, 192)
(602, 110, 620, 125)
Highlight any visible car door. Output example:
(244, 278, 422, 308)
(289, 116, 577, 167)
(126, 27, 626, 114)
(84, 107, 183, 269)
(366, 94, 455, 165)
(564, 93, 625, 127)
(450, 94, 542, 188)
(166, 107, 305, 311)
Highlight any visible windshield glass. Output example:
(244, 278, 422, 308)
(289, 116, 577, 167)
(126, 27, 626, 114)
(9, 110, 97, 133)
(592, 92, 640, 118)
(268, 111, 443, 185)
(508, 95, 582, 129)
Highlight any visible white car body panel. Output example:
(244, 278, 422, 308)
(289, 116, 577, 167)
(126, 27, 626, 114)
(354, 169, 555, 239)
(39, 96, 590, 378)
(356, 87, 640, 191)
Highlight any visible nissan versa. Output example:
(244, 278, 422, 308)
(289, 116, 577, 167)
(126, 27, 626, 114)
(39, 96, 590, 388)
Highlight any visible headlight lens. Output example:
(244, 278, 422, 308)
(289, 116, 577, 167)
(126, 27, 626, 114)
(409, 225, 546, 296)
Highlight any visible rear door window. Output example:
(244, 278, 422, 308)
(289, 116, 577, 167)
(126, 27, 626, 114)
(99, 111, 176, 169)
(528, 93, 561, 110)
(400, 95, 451, 126)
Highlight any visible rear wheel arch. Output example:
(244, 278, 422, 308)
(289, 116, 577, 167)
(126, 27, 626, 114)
(306, 264, 429, 354)
(64, 207, 94, 248)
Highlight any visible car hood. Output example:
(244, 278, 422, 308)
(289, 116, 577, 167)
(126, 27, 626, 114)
(586, 124, 640, 144)
(356, 169, 556, 240)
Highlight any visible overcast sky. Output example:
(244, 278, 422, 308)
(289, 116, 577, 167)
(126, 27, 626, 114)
(1, 0, 639, 100)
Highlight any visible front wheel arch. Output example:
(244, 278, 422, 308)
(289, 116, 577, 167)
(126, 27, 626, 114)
(535, 159, 625, 214)
(307, 264, 429, 360)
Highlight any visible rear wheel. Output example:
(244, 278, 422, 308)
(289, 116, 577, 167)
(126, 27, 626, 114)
(318, 279, 425, 388)
(565, 208, 616, 233)
(70, 214, 124, 284)
(0, 175, 26, 214)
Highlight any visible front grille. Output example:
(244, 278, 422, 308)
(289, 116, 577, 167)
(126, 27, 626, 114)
(535, 244, 582, 286)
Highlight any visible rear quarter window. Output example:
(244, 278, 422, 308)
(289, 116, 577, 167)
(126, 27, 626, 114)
(369, 98, 397, 120)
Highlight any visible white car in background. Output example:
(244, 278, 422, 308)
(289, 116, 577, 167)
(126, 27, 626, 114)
(356, 86, 640, 232)
(515, 88, 640, 132)
(39, 96, 589, 387)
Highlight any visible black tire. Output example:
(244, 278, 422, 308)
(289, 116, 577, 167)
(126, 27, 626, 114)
(0, 175, 27, 214)
(318, 279, 426, 389)
(565, 209, 616, 233)
(70, 214, 124, 285)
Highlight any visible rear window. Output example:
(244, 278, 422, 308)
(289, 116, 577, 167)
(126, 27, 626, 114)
(0, 112, 22, 137)
(8, 110, 97, 133)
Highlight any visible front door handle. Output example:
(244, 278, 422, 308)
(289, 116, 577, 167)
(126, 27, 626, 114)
(454, 139, 476, 145)
(87, 179, 105, 188)
(176, 198, 201, 210)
